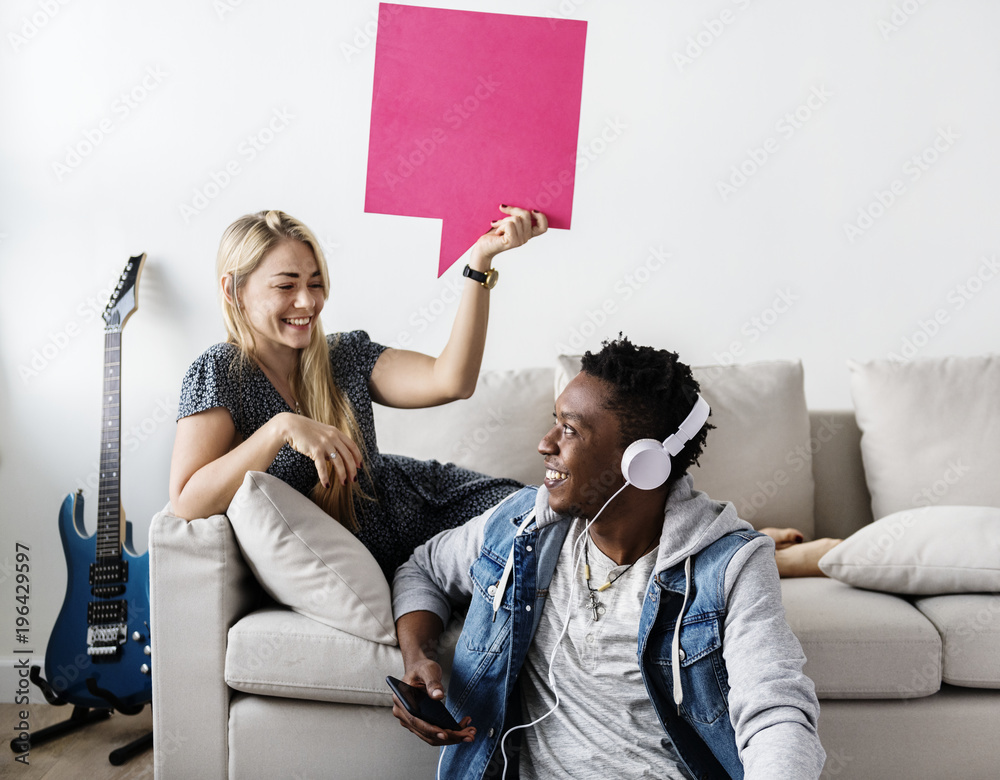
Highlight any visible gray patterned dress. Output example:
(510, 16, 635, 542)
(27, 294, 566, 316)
(177, 330, 521, 577)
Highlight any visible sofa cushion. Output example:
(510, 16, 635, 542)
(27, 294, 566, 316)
(226, 607, 403, 705)
(848, 354, 1000, 520)
(818, 506, 1000, 595)
(556, 356, 815, 536)
(781, 578, 941, 698)
(913, 595, 1000, 688)
(226, 471, 396, 644)
(373, 367, 554, 487)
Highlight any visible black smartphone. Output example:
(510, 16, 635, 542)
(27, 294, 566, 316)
(386, 675, 461, 731)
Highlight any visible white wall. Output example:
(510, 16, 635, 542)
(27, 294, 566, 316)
(1, 0, 998, 696)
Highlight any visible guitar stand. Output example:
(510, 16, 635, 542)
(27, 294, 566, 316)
(8, 665, 153, 765)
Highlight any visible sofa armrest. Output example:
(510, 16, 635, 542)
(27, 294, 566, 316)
(149, 507, 262, 780)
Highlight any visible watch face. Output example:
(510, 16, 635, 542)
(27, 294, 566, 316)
(484, 268, 499, 289)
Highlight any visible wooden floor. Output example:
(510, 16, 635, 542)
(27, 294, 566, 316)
(1, 702, 153, 780)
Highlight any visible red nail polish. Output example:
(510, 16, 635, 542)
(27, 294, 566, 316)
(500, 203, 507, 208)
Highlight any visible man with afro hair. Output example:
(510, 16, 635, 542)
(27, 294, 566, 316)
(391, 336, 825, 780)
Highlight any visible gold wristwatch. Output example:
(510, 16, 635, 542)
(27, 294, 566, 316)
(462, 264, 499, 289)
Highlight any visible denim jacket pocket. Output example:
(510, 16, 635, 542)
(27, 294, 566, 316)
(650, 615, 730, 725)
(463, 553, 511, 654)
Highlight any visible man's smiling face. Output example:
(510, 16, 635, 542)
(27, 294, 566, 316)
(538, 372, 626, 519)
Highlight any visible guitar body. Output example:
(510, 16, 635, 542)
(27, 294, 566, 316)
(45, 491, 152, 710)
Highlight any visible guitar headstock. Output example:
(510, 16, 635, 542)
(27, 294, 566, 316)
(103, 254, 147, 332)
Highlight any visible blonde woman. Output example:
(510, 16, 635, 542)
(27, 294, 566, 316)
(169, 206, 546, 576)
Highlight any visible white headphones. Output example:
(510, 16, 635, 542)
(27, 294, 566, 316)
(620, 394, 710, 490)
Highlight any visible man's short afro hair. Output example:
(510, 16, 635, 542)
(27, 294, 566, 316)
(580, 335, 710, 487)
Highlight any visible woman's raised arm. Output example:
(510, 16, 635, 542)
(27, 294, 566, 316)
(369, 205, 547, 409)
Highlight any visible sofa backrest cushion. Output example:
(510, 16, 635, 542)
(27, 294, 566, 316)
(373, 367, 554, 487)
(848, 354, 1000, 520)
(556, 356, 816, 537)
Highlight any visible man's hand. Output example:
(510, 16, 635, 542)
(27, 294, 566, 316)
(391, 658, 476, 746)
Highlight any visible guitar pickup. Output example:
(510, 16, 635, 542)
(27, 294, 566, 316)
(88, 600, 127, 624)
(87, 623, 127, 657)
(91, 584, 126, 598)
(90, 559, 128, 585)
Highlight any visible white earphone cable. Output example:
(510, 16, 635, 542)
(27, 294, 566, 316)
(498, 480, 632, 779)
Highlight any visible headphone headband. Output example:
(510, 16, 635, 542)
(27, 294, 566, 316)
(662, 394, 710, 456)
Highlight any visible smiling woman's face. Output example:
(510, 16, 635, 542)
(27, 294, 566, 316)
(538, 372, 626, 519)
(236, 238, 326, 359)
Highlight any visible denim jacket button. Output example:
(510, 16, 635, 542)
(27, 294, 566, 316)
(488, 728, 495, 738)
(525, 544, 533, 552)
(525, 605, 532, 612)
(678, 648, 686, 661)
(487, 584, 497, 597)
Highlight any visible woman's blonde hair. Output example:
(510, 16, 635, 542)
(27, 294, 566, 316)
(217, 209, 368, 530)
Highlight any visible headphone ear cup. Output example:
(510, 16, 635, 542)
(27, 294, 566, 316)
(621, 439, 672, 490)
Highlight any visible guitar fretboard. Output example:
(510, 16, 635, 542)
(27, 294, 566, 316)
(97, 325, 122, 561)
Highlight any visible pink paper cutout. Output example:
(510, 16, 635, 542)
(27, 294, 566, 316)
(364, 3, 587, 277)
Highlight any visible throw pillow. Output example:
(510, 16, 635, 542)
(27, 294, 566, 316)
(226, 471, 396, 645)
(848, 355, 1000, 520)
(555, 355, 816, 536)
(818, 506, 1000, 595)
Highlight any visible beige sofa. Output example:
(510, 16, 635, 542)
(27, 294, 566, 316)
(149, 358, 1000, 779)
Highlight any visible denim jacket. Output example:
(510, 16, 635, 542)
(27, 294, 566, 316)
(393, 480, 825, 780)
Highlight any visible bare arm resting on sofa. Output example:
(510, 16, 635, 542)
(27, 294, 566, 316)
(169, 406, 362, 519)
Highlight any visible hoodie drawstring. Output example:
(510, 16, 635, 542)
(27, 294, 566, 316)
(492, 514, 535, 621)
(671, 555, 692, 714)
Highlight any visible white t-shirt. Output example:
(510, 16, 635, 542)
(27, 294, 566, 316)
(517, 520, 693, 779)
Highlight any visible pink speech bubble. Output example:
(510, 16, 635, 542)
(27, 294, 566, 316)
(364, 3, 587, 277)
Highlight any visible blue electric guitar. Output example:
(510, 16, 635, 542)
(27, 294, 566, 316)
(44, 254, 153, 712)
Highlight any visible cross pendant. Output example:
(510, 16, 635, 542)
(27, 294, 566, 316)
(588, 591, 604, 622)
